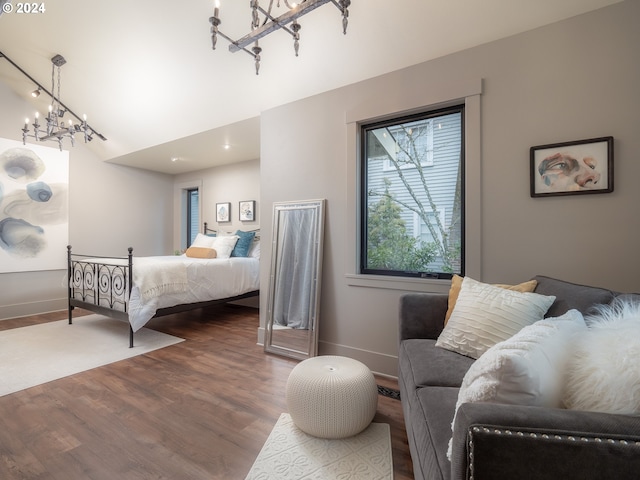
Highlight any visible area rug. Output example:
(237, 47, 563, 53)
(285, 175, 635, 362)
(245, 413, 392, 480)
(0, 315, 184, 397)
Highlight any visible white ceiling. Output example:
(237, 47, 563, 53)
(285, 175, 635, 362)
(0, 0, 622, 174)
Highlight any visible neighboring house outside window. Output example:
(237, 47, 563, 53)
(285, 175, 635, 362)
(360, 105, 464, 278)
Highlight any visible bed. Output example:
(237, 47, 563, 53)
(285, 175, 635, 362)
(67, 225, 260, 346)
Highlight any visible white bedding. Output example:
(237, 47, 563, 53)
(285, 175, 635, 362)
(129, 255, 259, 331)
(71, 255, 260, 332)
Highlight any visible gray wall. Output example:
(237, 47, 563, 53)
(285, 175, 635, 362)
(173, 159, 261, 309)
(173, 159, 260, 239)
(0, 82, 174, 320)
(260, 1, 640, 376)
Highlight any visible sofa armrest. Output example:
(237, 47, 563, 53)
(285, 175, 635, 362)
(451, 402, 640, 480)
(398, 292, 449, 341)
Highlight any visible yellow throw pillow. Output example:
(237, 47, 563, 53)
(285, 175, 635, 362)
(185, 246, 217, 259)
(444, 275, 538, 324)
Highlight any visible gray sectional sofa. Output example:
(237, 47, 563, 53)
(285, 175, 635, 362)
(398, 275, 640, 480)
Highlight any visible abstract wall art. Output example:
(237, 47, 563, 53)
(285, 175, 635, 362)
(239, 200, 255, 221)
(0, 138, 69, 273)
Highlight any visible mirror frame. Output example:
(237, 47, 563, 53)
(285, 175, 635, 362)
(264, 199, 325, 360)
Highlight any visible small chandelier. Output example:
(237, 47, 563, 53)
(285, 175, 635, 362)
(210, 0, 351, 75)
(21, 54, 96, 151)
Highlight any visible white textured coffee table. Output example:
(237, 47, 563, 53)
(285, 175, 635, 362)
(285, 355, 378, 438)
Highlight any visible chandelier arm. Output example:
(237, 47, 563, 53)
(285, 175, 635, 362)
(214, 30, 258, 59)
(229, 0, 331, 53)
(256, 5, 296, 37)
(0, 50, 107, 141)
(40, 128, 72, 142)
(332, 0, 350, 34)
(262, 0, 275, 27)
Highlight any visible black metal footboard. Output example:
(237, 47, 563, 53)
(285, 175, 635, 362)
(67, 245, 135, 347)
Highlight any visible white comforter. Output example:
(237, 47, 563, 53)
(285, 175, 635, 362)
(128, 256, 259, 331)
(72, 255, 259, 332)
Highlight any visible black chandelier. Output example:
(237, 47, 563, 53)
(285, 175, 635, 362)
(210, 0, 351, 75)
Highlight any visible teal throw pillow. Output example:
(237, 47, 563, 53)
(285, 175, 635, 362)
(231, 230, 256, 257)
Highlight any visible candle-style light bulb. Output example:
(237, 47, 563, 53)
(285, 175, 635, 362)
(214, 0, 220, 17)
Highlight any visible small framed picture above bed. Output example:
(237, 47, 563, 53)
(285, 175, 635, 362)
(216, 202, 231, 222)
(239, 200, 255, 221)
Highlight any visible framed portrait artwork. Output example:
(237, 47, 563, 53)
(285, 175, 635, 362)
(239, 200, 255, 221)
(216, 202, 231, 222)
(530, 137, 613, 197)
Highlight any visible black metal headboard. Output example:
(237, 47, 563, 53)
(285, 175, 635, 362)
(203, 222, 259, 239)
(203, 222, 215, 235)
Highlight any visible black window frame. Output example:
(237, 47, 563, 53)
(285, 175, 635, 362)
(359, 104, 465, 280)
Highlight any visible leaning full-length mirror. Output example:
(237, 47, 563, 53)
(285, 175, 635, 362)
(264, 199, 325, 360)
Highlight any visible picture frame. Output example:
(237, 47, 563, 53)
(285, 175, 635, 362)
(530, 136, 613, 197)
(216, 202, 231, 222)
(239, 200, 256, 221)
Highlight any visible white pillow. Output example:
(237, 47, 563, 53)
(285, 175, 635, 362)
(191, 233, 215, 248)
(435, 276, 556, 359)
(248, 239, 260, 259)
(211, 235, 239, 259)
(563, 299, 640, 414)
(446, 309, 587, 460)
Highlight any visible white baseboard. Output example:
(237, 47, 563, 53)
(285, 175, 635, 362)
(318, 341, 399, 378)
(256, 326, 265, 346)
(0, 298, 67, 321)
(255, 329, 399, 378)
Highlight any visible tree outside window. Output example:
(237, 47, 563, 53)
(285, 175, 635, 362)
(361, 105, 464, 278)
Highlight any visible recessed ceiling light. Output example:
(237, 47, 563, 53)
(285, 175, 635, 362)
(223, 144, 231, 150)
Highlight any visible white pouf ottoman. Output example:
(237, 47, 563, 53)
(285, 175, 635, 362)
(285, 355, 378, 439)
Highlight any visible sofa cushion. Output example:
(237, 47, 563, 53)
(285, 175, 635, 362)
(399, 339, 475, 389)
(436, 276, 556, 359)
(533, 275, 616, 317)
(445, 275, 538, 324)
(457, 309, 586, 409)
(411, 386, 459, 480)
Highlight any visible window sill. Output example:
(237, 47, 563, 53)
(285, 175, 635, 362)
(345, 273, 451, 294)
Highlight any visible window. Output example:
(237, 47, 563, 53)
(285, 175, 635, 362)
(186, 188, 199, 247)
(360, 105, 464, 279)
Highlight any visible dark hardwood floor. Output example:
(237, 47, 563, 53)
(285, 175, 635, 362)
(0, 305, 414, 479)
